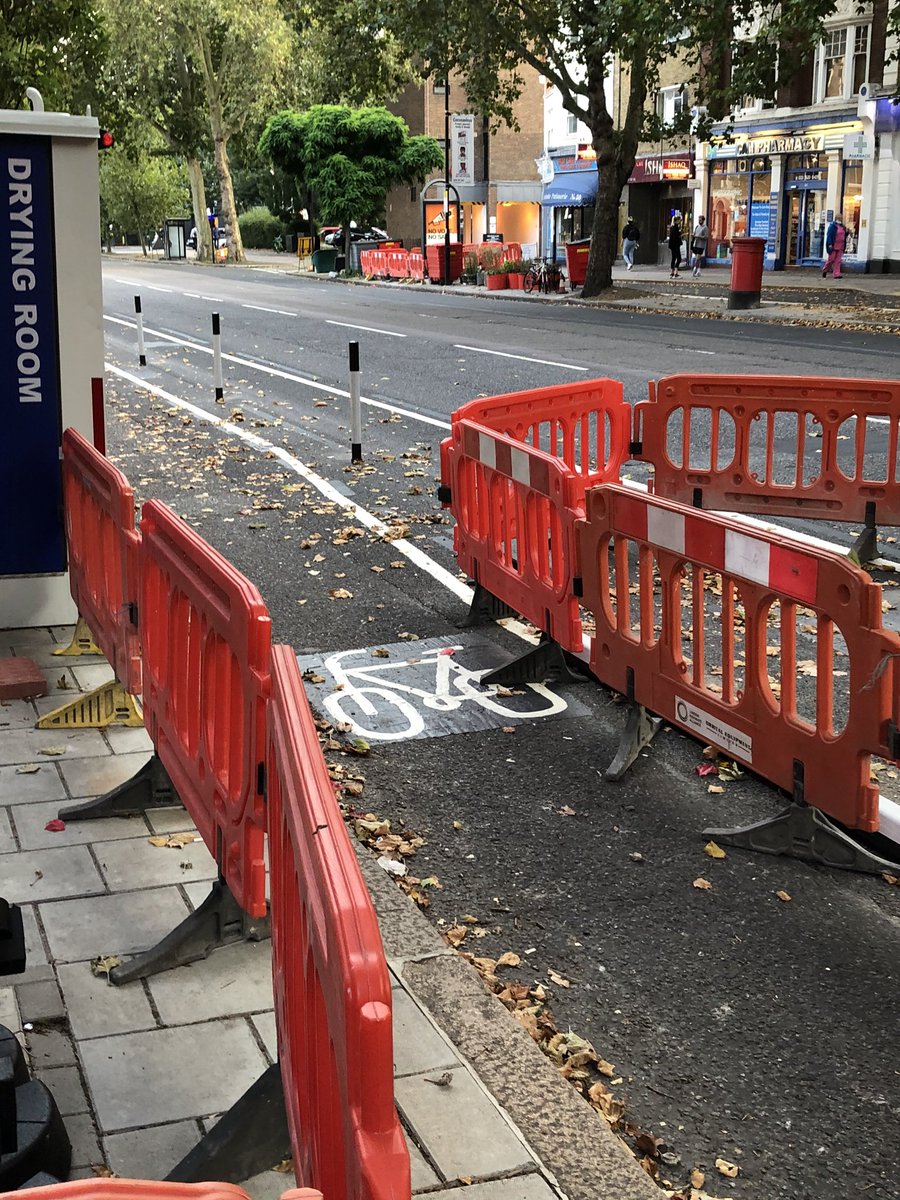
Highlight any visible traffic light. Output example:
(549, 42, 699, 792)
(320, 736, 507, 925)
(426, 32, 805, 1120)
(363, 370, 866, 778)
(98, 130, 114, 150)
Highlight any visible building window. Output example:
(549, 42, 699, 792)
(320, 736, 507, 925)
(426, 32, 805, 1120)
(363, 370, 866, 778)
(815, 24, 870, 100)
(566, 110, 578, 135)
(658, 85, 685, 125)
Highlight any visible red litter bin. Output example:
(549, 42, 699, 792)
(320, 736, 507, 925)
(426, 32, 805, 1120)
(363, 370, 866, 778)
(728, 237, 766, 310)
(564, 238, 591, 287)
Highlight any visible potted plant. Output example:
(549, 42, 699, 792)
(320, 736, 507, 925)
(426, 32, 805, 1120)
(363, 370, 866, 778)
(485, 264, 508, 290)
(505, 258, 525, 289)
(462, 251, 479, 285)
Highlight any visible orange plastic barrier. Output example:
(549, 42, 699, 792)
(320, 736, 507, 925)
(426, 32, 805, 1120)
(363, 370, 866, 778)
(267, 644, 410, 1200)
(359, 249, 375, 276)
(634, 374, 900, 525)
(408, 252, 425, 281)
(462, 242, 522, 265)
(369, 250, 389, 277)
(139, 501, 271, 917)
(577, 484, 900, 831)
(1, 1183, 322, 1200)
(62, 428, 141, 693)
(387, 249, 409, 279)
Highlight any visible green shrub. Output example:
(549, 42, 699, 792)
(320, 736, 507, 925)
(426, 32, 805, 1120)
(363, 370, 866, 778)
(238, 206, 283, 248)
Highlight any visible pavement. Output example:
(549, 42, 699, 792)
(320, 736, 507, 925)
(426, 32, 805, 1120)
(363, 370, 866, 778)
(0, 625, 659, 1200)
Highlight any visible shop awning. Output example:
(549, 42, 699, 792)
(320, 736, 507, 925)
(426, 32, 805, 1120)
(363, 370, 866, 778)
(541, 170, 598, 207)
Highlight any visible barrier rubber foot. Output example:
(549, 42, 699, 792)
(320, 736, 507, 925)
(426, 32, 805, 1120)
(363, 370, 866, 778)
(849, 511, 878, 567)
(481, 634, 585, 686)
(165, 1062, 289, 1184)
(605, 702, 663, 781)
(0, 1055, 71, 1188)
(703, 803, 900, 875)
(462, 582, 519, 628)
(51, 616, 102, 657)
(108, 878, 271, 986)
(36, 679, 143, 731)
(59, 754, 179, 822)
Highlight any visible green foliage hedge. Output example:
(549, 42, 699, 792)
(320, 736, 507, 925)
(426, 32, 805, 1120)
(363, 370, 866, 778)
(238, 206, 283, 248)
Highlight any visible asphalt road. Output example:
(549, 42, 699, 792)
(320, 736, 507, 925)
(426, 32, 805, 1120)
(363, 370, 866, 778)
(101, 259, 899, 1200)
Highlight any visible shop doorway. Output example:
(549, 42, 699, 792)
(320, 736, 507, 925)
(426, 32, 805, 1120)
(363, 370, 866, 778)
(786, 186, 827, 265)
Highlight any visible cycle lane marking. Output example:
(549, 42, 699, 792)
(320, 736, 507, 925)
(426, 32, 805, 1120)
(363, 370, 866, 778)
(326, 319, 406, 338)
(453, 344, 588, 371)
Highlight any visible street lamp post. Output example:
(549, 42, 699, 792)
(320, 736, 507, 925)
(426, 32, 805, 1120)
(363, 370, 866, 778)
(444, 75, 451, 284)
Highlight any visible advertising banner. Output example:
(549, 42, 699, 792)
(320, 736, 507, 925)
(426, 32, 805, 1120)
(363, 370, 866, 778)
(0, 134, 65, 576)
(451, 114, 475, 185)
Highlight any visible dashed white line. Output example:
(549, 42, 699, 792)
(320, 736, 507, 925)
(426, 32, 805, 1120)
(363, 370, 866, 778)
(105, 364, 469, 601)
(242, 304, 296, 316)
(326, 319, 406, 338)
(683, 349, 716, 355)
(144, 284, 174, 293)
(454, 344, 588, 371)
(103, 315, 451, 430)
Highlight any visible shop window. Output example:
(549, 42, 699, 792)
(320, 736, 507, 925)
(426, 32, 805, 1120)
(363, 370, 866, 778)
(658, 85, 685, 125)
(815, 23, 871, 101)
(841, 163, 864, 256)
(707, 160, 771, 255)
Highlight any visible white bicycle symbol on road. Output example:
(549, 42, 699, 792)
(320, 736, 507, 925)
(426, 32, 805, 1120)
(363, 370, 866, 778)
(322, 645, 569, 741)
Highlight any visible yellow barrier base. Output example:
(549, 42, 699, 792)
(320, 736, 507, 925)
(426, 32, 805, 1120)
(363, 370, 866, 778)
(52, 616, 102, 657)
(37, 680, 143, 730)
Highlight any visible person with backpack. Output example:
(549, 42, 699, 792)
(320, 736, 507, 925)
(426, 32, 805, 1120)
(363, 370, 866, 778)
(622, 217, 640, 270)
(823, 217, 847, 280)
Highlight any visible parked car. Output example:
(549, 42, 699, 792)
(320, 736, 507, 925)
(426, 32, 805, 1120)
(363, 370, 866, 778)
(187, 226, 227, 251)
(323, 225, 388, 246)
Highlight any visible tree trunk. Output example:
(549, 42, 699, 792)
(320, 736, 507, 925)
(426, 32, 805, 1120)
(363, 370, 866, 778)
(212, 132, 244, 263)
(187, 156, 212, 262)
(582, 150, 621, 295)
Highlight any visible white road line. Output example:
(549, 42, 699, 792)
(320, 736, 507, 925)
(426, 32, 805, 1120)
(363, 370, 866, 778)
(454, 344, 588, 372)
(184, 292, 202, 299)
(200, 295, 220, 302)
(326, 319, 406, 338)
(242, 304, 296, 316)
(144, 284, 174, 293)
(683, 349, 716, 355)
(104, 315, 451, 430)
(106, 364, 470, 602)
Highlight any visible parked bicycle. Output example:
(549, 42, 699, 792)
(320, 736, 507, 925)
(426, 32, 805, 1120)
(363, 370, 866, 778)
(273, 233, 285, 253)
(523, 257, 562, 294)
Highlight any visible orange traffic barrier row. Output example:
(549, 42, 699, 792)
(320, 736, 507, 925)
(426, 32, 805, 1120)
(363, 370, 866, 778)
(462, 242, 522, 264)
(634, 374, 900, 527)
(140, 500, 271, 918)
(577, 484, 900, 833)
(61, 428, 141, 694)
(267, 645, 410, 1200)
(0, 1182, 322, 1200)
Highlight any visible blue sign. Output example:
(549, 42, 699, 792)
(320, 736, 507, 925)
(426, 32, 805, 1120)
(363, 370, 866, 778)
(749, 201, 770, 240)
(0, 134, 64, 576)
(766, 191, 779, 256)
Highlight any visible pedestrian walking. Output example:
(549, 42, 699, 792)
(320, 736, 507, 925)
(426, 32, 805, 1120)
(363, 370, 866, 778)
(622, 217, 640, 270)
(823, 217, 847, 280)
(668, 219, 683, 278)
(690, 215, 709, 277)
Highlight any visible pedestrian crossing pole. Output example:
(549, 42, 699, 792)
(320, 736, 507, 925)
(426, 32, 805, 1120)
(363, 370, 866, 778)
(349, 340, 362, 462)
(134, 295, 146, 366)
(212, 312, 224, 403)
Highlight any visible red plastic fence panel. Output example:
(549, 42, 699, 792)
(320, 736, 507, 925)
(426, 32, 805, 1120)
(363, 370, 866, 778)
(267, 644, 410, 1200)
(139, 501, 271, 917)
(408, 252, 425, 281)
(444, 420, 587, 650)
(635, 374, 900, 524)
(62, 427, 141, 694)
(387, 249, 409, 278)
(359, 250, 375, 276)
(370, 250, 389, 278)
(577, 484, 900, 832)
(0, 1183, 323, 1200)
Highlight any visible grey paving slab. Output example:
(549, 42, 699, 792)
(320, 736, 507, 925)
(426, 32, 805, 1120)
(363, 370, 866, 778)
(40, 888, 191, 963)
(250, 1011, 278, 1062)
(1, 628, 54, 649)
(102, 725, 153, 755)
(103, 1120, 202, 1179)
(70, 663, 115, 691)
(239, 1171, 293, 1200)
(59, 751, 152, 801)
(0, 845, 104, 903)
(405, 1130, 442, 1191)
(0, 762, 66, 805)
(94, 834, 216, 891)
(49, 626, 77, 644)
(0, 806, 14, 853)
(35, 1064, 90, 1116)
(182, 881, 216, 910)
(0, 700, 39, 731)
(394, 1070, 533, 1181)
(146, 807, 198, 834)
(20, 904, 48, 965)
(149, 940, 274, 1025)
(57, 961, 157, 1039)
(66, 1111, 103, 1169)
(423, 1175, 558, 1199)
(79, 1018, 269, 1132)
(0, 728, 110, 767)
(27, 1026, 76, 1069)
(15, 645, 107, 670)
(41, 669, 81, 697)
(391, 987, 459, 1078)
(16, 977, 65, 1023)
(0, 985, 20, 1036)
(11, 800, 147, 851)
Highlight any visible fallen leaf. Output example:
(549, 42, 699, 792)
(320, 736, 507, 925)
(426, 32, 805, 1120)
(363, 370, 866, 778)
(90, 954, 123, 977)
(371, 648, 389, 658)
(548, 969, 570, 988)
(38, 746, 66, 756)
(328, 588, 353, 599)
(597, 1057, 616, 1078)
(558, 805, 576, 816)
(701, 744, 717, 760)
(497, 951, 521, 968)
(704, 841, 727, 859)
(389, 560, 406, 569)
(797, 659, 818, 676)
(775, 889, 792, 902)
(693, 877, 713, 890)
(15, 764, 41, 774)
(271, 1159, 293, 1174)
(452, 820, 463, 830)
(707, 784, 725, 794)
(715, 1158, 739, 1178)
(445, 925, 467, 947)
(694, 763, 718, 777)
(502, 725, 516, 734)
(44, 818, 66, 832)
(690, 1168, 705, 1189)
(882, 872, 900, 886)
(148, 833, 200, 849)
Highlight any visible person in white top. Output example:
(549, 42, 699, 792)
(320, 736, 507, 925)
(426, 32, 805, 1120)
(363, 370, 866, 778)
(690, 215, 709, 277)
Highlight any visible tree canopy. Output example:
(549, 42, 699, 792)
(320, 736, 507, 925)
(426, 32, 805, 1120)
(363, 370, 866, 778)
(0, 0, 108, 112)
(260, 105, 442, 246)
